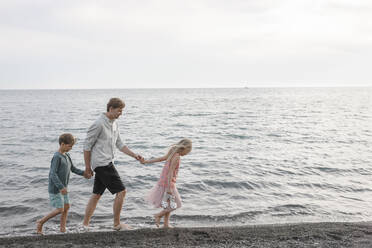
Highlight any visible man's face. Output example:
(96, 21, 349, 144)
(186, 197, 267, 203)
(111, 107, 123, 119)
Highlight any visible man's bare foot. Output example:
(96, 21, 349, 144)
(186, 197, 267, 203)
(113, 223, 132, 231)
(36, 220, 43, 235)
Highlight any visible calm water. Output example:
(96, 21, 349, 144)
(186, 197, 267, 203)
(0, 88, 372, 237)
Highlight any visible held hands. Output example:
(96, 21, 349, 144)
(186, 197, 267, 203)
(134, 154, 145, 164)
(83, 167, 94, 179)
(60, 188, 68, 195)
(83, 170, 92, 179)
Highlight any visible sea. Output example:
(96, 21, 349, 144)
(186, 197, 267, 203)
(0, 87, 372, 237)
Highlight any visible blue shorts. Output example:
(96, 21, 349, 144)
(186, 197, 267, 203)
(49, 193, 70, 209)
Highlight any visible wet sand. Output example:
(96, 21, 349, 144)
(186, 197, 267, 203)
(1, 222, 372, 247)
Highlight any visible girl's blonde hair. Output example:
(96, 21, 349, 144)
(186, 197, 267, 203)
(166, 138, 192, 161)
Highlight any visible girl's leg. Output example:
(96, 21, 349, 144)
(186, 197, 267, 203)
(154, 209, 170, 227)
(36, 208, 64, 234)
(163, 209, 175, 228)
(60, 204, 70, 232)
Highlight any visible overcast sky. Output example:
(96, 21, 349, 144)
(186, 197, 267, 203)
(0, 0, 371, 89)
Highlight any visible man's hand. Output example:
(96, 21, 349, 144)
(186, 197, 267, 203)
(85, 168, 94, 178)
(134, 154, 143, 161)
(60, 188, 68, 195)
(83, 170, 92, 179)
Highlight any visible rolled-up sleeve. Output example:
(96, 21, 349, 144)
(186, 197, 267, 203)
(83, 121, 103, 151)
(116, 132, 125, 150)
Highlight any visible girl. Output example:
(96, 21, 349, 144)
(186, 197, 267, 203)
(142, 139, 192, 228)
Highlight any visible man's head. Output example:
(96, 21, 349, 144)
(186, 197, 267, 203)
(106, 98, 125, 120)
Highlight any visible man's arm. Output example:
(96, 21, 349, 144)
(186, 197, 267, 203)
(84, 150, 93, 177)
(83, 121, 102, 177)
(120, 146, 142, 160)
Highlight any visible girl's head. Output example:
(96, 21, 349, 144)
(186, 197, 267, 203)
(167, 138, 192, 160)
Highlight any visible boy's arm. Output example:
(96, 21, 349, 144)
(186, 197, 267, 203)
(67, 154, 84, 176)
(50, 156, 65, 191)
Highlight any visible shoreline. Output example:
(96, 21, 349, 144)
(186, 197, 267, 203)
(1, 222, 372, 247)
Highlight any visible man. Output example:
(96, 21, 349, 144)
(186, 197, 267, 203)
(82, 98, 143, 230)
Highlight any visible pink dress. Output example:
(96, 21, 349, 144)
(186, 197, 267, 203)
(146, 157, 182, 209)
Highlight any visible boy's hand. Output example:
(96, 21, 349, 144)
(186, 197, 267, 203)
(60, 188, 68, 195)
(140, 158, 146, 164)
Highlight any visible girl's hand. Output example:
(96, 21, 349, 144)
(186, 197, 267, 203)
(60, 188, 68, 195)
(140, 159, 147, 164)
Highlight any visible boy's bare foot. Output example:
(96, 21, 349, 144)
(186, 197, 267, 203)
(36, 220, 43, 235)
(154, 214, 161, 228)
(113, 223, 132, 231)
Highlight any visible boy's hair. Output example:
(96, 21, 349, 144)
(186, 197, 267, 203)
(107, 98, 125, 112)
(59, 133, 76, 145)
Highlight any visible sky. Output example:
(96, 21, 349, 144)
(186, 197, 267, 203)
(0, 0, 371, 89)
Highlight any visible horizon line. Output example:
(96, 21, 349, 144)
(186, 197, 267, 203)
(1, 85, 372, 90)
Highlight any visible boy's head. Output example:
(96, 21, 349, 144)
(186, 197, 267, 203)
(107, 98, 125, 119)
(59, 133, 76, 152)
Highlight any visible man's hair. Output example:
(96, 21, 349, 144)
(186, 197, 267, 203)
(107, 98, 125, 112)
(59, 133, 76, 145)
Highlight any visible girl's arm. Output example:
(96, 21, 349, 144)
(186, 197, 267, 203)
(167, 154, 180, 193)
(142, 155, 167, 164)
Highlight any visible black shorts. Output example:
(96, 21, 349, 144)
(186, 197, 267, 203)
(93, 163, 125, 195)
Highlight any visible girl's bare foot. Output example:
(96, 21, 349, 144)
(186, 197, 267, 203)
(163, 224, 174, 229)
(60, 227, 66, 233)
(36, 220, 43, 235)
(154, 214, 161, 228)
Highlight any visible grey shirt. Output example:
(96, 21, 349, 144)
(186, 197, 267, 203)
(48, 152, 84, 194)
(83, 113, 125, 170)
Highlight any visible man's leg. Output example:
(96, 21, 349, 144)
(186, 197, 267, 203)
(113, 189, 126, 227)
(83, 194, 101, 227)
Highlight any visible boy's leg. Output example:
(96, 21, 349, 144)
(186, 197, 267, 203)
(60, 203, 70, 232)
(36, 208, 64, 234)
(83, 194, 101, 227)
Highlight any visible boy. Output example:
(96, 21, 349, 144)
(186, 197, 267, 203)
(36, 133, 88, 234)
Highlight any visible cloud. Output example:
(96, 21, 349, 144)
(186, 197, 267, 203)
(0, 0, 371, 89)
